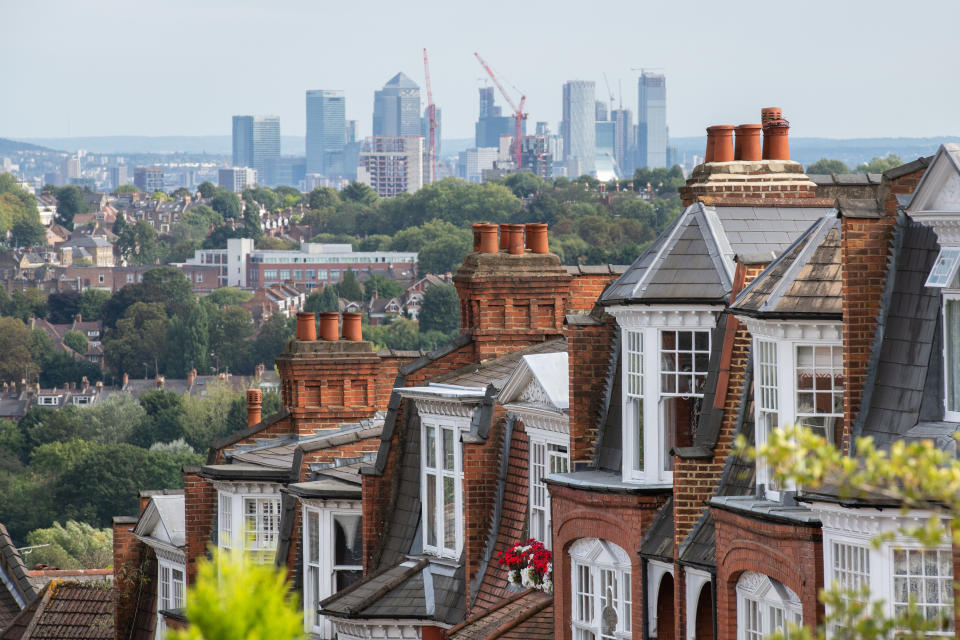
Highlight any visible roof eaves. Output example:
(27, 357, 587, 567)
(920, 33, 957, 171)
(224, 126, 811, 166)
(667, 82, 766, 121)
(758, 216, 837, 314)
(699, 204, 736, 289)
(206, 410, 291, 463)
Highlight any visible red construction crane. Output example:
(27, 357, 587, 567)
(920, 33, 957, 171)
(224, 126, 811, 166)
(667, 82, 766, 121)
(423, 48, 437, 183)
(474, 52, 526, 169)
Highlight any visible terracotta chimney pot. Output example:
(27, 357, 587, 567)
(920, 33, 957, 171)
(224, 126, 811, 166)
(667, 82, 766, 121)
(246, 388, 262, 426)
(507, 224, 525, 255)
(296, 311, 317, 341)
(472, 223, 484, 252)
(525, 223, 549, 254)
(342, 312, 363, 342)
(319, 312, 340, 341)
(764, 122, 791, 161)
(478, 223, 499, 254)
(706, 125, 735, 162)
(735, 124, 763, 161)
(498, 224, 511, 251)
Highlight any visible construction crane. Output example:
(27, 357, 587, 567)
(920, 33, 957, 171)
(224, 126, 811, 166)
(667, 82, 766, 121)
(423, 48, 437, 183)
(602, 72, 616, 117)
(474, 52, 526, 169)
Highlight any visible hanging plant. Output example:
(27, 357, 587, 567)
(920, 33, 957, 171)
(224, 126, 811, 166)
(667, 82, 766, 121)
(496, 538, 553, 593)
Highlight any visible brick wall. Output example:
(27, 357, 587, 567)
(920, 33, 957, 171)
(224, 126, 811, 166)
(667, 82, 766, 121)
(712, 506, 823, 640)
(183, 467, 217, 584)
(679, 160, 820, 208)
(550, 484, 666, 640)
(112, 516, 142, 640)
(840, 167, 924, 454)
(566, 274, 617, 313)
(566, 319, 615, 465)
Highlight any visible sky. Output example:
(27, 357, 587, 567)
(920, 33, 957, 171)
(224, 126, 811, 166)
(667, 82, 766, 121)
(3, 0, 960, 143)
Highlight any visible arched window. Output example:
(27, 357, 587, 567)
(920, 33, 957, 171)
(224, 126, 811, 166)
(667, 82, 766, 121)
(736, 571, 802, 640)
(569, 538, 632, 640)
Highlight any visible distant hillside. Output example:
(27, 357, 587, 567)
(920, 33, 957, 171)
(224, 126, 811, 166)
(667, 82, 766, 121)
(0, 137, 58, 154)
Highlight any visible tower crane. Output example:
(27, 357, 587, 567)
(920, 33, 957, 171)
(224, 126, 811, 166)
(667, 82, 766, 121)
(473, 52, 526, 169)
(423, 48, 437, 183)
(602, 72, 616, 117)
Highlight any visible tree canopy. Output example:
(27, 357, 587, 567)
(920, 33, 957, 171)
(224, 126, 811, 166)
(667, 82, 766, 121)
(805, 158, 851, 174)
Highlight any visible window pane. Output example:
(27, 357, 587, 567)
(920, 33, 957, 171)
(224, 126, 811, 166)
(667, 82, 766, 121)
(631, 397, 644, 472)
(334, 514, 363, 567)
(947, 300, 960, 412)
(425, 426, 436, 469)
(426, 474, 437, 547)
(308, 511, 319, 563)
(335, 569, 363, 591)
(442, 428, 455, 471)
(443, 476, 456, 549)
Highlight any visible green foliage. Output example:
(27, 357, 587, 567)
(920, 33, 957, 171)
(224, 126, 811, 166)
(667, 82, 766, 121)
(856, 154, 903, 174)
(168, 547, 304, 640)
(251, 313, 294, 368)
(149, 438, 195, 456)
(0, 419, 26, 463)
(0, 176, 42, 244)
(502, 172, 543, 199)
(114, 184, 139, 194)
(197, 181, 216, 198)
(209, 305, 254, 373)
(103, 302, 168, 377)
(255, 236, 297, 250)
(132, 390, 186, 447)
(805, 158, 851, 174)
(77, 392, 147, 444)
(47, 290, 82, 324)
(206, 287, 253, 307)
(211, 189, 242, 219)
(341, 181, 378, 205)
(25, 520, 112, 569)
(631, 165, 685, 198)
(63, 329, 88, 354)
(363, 317, 420, 351)
(419, 284, 459, 334)
(79, 288, 110, 322)
(336, 269, 364, 301)
(0, 316, 39, 383)
(116, 219, 167, 265)
(304, 286, 340, 314)
(102, 266, 194, 328)
(180, 379, 246, 451)
(308, 186, 340, 210)
(10, 218, 46, 247)
(364, 273, 402, 300)
(6, 288, 48, 322)
(243, 187, 280, 212)
(53, 185, 91, 229)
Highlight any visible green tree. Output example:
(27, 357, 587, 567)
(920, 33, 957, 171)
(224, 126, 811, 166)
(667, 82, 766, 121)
(102, 266, 194, 328)
(168, 547, 304, 640)
(210, 306, 254, 374)
(78, 288, 110, 322)
(304, 287, 340, 314)
(197, 181, 216, 198)
(0, 316, 39, 383)
(364, 273, 403, 300)
(10, 218, 45, 247)
(336, 270, 364, 301)
(0, 418, 27, 464)
(856, 154, 903, 174)
(7, 288, 48, 322)
(211, 189, 242, 219)
(47, 290, 82, 324)
(341, 182, 378, 205)
(308, 186, 340, 210)
(242, 201, 263, 239)
(252, 313, 294, 368)
(63, 329, 88, 354)
(53, 185, 91, 230)
(25, 520, 112, 569)
(365, 317, 420, 350)
(78, 391, 147, 444)
(503, 172, 543, 198)
(255, 236, 297, 250)
(102, 302, 168, 377)
(114, 184, 139, 194)
(418, 233, 472, 275)
(117, 219, 167, 265)
(181, 302, 210, 375)
(180, 380, 243, 451)
(805, 158, 851, 174)
(171, 187, 191, 199)
(131, 390, 186, 447)
(206, 287, 253, 307)
(419, 284, 460, 334)
(244, 187, 280, 212)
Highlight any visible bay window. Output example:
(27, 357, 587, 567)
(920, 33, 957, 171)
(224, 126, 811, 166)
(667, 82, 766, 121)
(569, 538, 632, 640)
(736, 572, 802, 640)
(303, 505, 363, 637)
(944, 297, 960, 419)
(529, 434, 568, 548)
(217, 490, 280, 562)
(156, 561, 185, 639)
(613, 308, 716, 485)
(422, 420, 464, 558)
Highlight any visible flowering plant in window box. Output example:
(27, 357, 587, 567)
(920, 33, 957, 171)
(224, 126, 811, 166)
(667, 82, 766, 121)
(496, 538, 553, 593)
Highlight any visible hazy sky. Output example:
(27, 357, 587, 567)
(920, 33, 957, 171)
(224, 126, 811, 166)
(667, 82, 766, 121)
(4, 0, 959, 142)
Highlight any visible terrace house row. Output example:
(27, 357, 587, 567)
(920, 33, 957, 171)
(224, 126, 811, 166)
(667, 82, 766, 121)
(109, 111, 960, 640)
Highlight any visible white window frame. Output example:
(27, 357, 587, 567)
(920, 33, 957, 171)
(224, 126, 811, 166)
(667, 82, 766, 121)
(156, 560, 185, 640)
(646, 560, 674, 639)
(302, 502, 363, 638)
(942, 293, 960, 421)
(216, 487, 281, 563)
(815, 504, 955, 638)
(570, 538, 632, 640)
(736, 571, 802, 640)
(420, 416, 469, 558)
(528, 428, 569, 549)
(611, 307, 719, 486)
(743, 319, 842, 500)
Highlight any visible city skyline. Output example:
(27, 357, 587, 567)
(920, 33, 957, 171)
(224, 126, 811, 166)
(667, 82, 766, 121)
(3, 0, 960, 142)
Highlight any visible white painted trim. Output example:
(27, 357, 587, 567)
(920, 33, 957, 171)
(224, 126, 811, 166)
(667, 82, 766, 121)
(942, 292, 960, 421)
(685, 568, 712, 640)
(302, 502, 363, 638)
(609, 305, 722, 330)
(647, 559, 675, 638)
(419, 415, 470, 559)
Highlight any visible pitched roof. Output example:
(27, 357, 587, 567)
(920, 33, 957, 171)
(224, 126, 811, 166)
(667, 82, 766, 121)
(0, 581, 113, 640)
(384, 72, 419, 89)
(447, 590, 553, 640)
(731, 215, 842, 319)
(0, 525, 38, 631)
(639, 498, 673, 562)
(132, 494, 185, 549)
(600, 203, 831, 306)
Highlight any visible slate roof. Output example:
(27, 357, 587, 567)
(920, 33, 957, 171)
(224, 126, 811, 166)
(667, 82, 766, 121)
(436, 339, 567, 390)
(679, 513, 716, 570)
(447, 590, 553, 640)
(639, 498, 673, 562)
(0, 525, 37, 631)
(0, 581, 113, 640)
(732, 215, 842, 319)
(853, 218, 942, 449)
(600, 203, 832, 306)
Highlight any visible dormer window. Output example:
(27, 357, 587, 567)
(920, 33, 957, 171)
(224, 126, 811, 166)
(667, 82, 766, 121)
(612, 308, 717, 485)
(926, 261, 960, 419)
(747, 321, 842, 499)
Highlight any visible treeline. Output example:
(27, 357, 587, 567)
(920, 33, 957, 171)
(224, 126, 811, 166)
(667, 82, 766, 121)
(0, 174, 45, 246)
(0, 381, 281, 544)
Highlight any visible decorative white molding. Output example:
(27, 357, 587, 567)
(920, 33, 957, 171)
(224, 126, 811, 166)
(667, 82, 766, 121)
(300, 498, 360, 511)
(411, 397, 478, 419)
(153, 546, 185, 566)
(331, 619, 433, 639)
(911, 215, 960, 245)
(212, 480, 281, 496)
(807, 502, 949, 542)
(510, 408, 569, 436)
(742, 317, 841, 342)
(519, 379, 551, 406)
(685, 569, 712, 640)
(609, 305, 722, 330)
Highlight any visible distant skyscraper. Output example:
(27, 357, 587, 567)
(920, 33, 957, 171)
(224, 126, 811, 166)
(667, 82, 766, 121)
(611, 108, 635, 177)
(109, 166, 128, 190)
(357, 136, 423, 197)
(372, 73, 421, 138)
(476, 87, 521, 149)
(134, 167, 164, 192)
(637, 72, 667, 168)
(219, 167, 257, 193)
(562, 81, 596, 177)
(595, 101, 608, 122)
(479, 87, 496, 119)
(232, 115, 280, 179)
(346, 120, 359, 144)
(305, 90, 346, 176)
